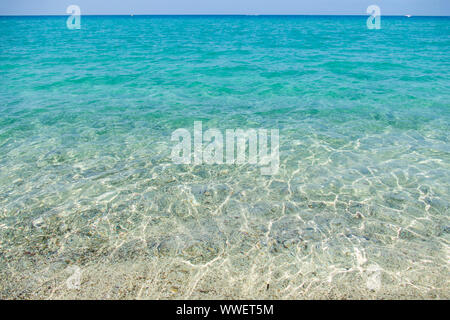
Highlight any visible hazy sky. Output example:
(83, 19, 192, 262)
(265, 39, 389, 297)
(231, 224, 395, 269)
(0, 0, 449, 16)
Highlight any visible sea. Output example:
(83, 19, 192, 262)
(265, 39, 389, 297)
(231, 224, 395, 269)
(0, 15, 449, 299)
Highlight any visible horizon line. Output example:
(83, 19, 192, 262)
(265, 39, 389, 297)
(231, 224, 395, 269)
(1, 14, 449, 17)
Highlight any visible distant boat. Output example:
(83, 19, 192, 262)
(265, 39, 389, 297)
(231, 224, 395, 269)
(405, 15, 412, 18)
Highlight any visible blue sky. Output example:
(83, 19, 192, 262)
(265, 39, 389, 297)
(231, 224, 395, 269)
(0, 0, 449, 16)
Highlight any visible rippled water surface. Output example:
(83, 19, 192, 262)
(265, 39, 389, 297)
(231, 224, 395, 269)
(0, 16, 449, 299)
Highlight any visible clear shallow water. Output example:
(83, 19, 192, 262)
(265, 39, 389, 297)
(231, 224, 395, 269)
(0, 16, 449, 299)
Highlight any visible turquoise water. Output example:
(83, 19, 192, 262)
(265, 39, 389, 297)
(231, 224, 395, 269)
(0, 16, 449, 299)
